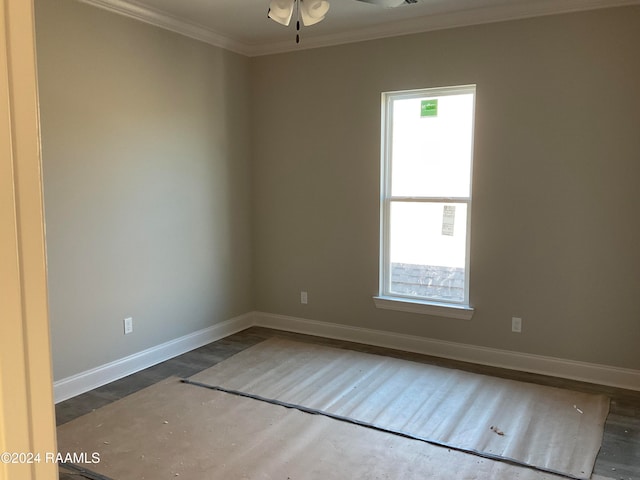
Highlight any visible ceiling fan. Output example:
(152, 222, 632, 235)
(267, 0, 417, 43)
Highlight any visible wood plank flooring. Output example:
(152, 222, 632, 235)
(57, 327, 640, 480)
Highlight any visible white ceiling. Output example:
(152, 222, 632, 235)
(79, 0, 639, 55)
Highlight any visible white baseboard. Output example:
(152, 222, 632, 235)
(54, 310, 640, 403)
(253, 311, 640, 392)
(53, 312, 253, 403)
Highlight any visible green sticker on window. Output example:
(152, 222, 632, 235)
(421, 99, 438, 117)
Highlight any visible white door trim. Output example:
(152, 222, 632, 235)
(0, 1, 57, 478)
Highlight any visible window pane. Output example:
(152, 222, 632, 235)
(391, 93, 474, 198)
(389, 201, 467, 302)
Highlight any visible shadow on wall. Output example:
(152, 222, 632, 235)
(35, 0, 253, 380)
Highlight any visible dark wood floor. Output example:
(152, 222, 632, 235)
(57, 327, 640, 480)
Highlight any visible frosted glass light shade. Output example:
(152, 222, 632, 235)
(300, 0, 330, 26)
(268, 0, 295, 26)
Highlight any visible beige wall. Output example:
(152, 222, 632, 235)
(251, 7, 640, 370)
(35, 1, 640, 382)
(36, 0, 253, 380)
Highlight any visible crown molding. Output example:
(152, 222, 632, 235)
(75, 0, 640, 57)
(247, 0, 640, 55)
(74, 0, 254, 56)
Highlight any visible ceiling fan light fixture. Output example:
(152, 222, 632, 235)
(267, 0, 330, 43)
(268, 0, 295, 26)
(300, 0, 330, 26)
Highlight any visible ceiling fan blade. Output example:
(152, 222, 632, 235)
(355, 0, 408, 7)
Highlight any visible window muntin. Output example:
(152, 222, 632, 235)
(381, 85, 475, 308)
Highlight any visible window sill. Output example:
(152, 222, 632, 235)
(373, 296, 474, 320)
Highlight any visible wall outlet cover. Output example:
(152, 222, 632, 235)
(124, 317, 134, 335)
(511, 317, 522, 333)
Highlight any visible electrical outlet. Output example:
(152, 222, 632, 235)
(124, 317, 133, 335)
(511, 317, 522, 333)
(300, 291, 308, 304)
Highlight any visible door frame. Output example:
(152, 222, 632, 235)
(0, 0, 57, 478)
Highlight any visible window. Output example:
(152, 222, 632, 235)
(374, 85, 476, 320)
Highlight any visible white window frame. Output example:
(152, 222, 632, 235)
(374, 85, 476, 320)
